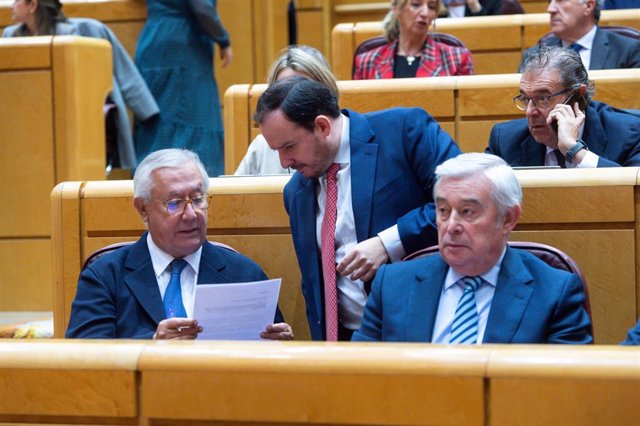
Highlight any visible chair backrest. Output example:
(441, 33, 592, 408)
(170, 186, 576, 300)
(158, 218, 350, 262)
(82, 240, 239, 270)
(538, 25, 640, 44)
(403, 241, 592, 320)
(352, 33, 466, 78)
(501, 0, 525, 15)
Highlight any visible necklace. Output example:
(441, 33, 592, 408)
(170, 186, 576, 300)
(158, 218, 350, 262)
(406, 55, 417, 66)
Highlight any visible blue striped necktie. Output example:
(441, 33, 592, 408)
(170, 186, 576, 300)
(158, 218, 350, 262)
(449, 276, 484, 344)
(569, 43, 583, 53)
(164, 259, 188, 318)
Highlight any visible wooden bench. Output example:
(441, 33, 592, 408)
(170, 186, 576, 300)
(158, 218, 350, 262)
(2, 340, 638, 425)
(224, 68, 640, 171)
(0, 0, 292, 98)
(0, 35, 110, 313)
(330, 9, 640, 78)
(52, 168, 640, 344)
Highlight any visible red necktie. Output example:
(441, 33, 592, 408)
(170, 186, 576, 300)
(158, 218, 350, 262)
(321, 163, 340, 341)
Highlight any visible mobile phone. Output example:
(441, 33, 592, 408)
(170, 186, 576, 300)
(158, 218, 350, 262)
(551, 91, 588, 132)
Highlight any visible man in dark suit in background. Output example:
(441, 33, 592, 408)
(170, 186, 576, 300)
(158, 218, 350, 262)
(66, 149, 292, 340)
(254, 77, 461, 341)
(519, 0, 640, 71)
(488, 46, 640, 168)
(353, 153, 592, 344)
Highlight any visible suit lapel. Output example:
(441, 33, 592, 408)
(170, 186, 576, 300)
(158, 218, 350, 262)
(293, 176, 325, 323)
(346, 110, 378, 243)
(123, 235, 166, 325)
(198, 242, 233, 284)
(589, 28, 608, 70)
(521, 135, 546, 166)
(484, 248, 534, 343)
(406, 257, 448, 342)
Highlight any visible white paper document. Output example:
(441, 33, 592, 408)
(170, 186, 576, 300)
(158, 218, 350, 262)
(193, 279, 281, 340)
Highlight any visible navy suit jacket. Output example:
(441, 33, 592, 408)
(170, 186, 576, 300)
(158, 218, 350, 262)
(353, 247, 593, 344)
(486, 101, 640, 167)
(621, 318, 640, 345)
(284, 107, 461, 340)
(66, 233, 282, 338)
(519, 27, 640, 71)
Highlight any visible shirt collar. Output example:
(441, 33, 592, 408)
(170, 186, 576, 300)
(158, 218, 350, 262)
(443, 246, 507, 289)
(334, 113, 350, 166)
(146, 233, 202, 277)
(562, 25, 597, 51)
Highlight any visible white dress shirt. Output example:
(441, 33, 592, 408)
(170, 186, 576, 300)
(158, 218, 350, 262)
(431, 247, 507, 344)
(562, 25, 597, 70)
(315, 114, 405, 330)
(147, 233, 202, 318)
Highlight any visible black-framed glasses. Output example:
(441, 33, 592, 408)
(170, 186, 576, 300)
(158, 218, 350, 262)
(513, 88, 571, 111)
(153, 195, 212, 215)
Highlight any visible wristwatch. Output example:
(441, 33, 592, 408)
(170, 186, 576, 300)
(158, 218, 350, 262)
(565, 139, 588, 164)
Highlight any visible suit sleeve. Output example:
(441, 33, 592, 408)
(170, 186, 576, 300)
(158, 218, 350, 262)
(396, 109, 462, 255)
(485, 124, 502, 157)
(189, 0, 230, 48)
(596, 112, 640, 167)
(546, 274, 593, 344)
(65, 266, 121, 339)
(621, 319, 640, 346)
(352, 265, 387, 341)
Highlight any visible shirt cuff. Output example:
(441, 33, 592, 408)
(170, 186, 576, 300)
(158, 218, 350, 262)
(378, 225, 405, 263)
(576, 150, 599, 168)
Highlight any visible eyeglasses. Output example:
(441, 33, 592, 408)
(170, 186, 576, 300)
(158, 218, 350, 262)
(153, 195, 211, 215)
(513, 88, 571, 111)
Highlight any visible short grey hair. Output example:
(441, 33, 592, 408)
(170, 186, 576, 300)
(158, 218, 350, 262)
(434, 153, 522, 217)
(522, 45, 596, 101)
(133, 149, 209, 201)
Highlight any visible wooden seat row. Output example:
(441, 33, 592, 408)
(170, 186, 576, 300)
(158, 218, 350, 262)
(0, 35, 110, 312)
(1, 340, 638, 425)
(331, 9, 640, 78)
(0, 0, 293, 97)
(224, 68, 640, 174)
(52, 168, 640, 344)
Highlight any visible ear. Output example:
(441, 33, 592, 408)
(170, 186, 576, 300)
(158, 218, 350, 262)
(314, 115, 332, 138)
(27, 0, 38, 14)
(501, 204, 521, 235)
(134, 198, 149, 227)
(578, 84, 587, 96)
(583, 0, 596, 15)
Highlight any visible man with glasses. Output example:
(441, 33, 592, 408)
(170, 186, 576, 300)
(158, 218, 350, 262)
(487, 46, 640, 168)
(66, 149, 293, 340)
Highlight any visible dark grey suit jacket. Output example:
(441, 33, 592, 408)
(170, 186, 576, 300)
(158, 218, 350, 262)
(519, 26, 640, 71)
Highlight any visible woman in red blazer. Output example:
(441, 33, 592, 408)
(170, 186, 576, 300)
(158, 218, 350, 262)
(354, 0, 474, 79)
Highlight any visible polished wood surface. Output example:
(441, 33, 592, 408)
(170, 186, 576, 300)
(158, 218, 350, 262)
(225, 69, 640, 174)
(52, 169, 640, 344)
(1, 340, 638, 425)
(330, 9, 640, 79)
(0, 36, 110, 312)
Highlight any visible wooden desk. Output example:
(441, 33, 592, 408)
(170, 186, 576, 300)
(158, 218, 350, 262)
(0, 35, 110, 312)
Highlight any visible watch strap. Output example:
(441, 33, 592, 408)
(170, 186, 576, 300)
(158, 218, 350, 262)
(565, 139, 588, 163)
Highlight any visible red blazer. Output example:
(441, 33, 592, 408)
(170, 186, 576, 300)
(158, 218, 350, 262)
(354, 38, 474, 79)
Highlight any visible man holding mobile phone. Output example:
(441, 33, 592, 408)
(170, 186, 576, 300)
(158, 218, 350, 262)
(486, 46, 640, 168)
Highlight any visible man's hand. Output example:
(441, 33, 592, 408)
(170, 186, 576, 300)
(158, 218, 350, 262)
(548, 102, 586, 154)
(336, 236, 389, 283)
(220, 46, 233, 68)
(260, 322, 294, 340)
(153, 318, 202, 340)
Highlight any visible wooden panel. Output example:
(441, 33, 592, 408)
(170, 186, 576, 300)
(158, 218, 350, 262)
(458, 120, 499, 152)
(297, 10, 325, 54)
(0, 239, 53, 311)
(140, 343, 488, 425)
(0, 71, 54, 237)
(472, 51, 521, 75)
(511, 230, 636, 344)
(0, 36, 51, 69)
(224, 84, 252, 173)
(488, 346, 640, 426)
